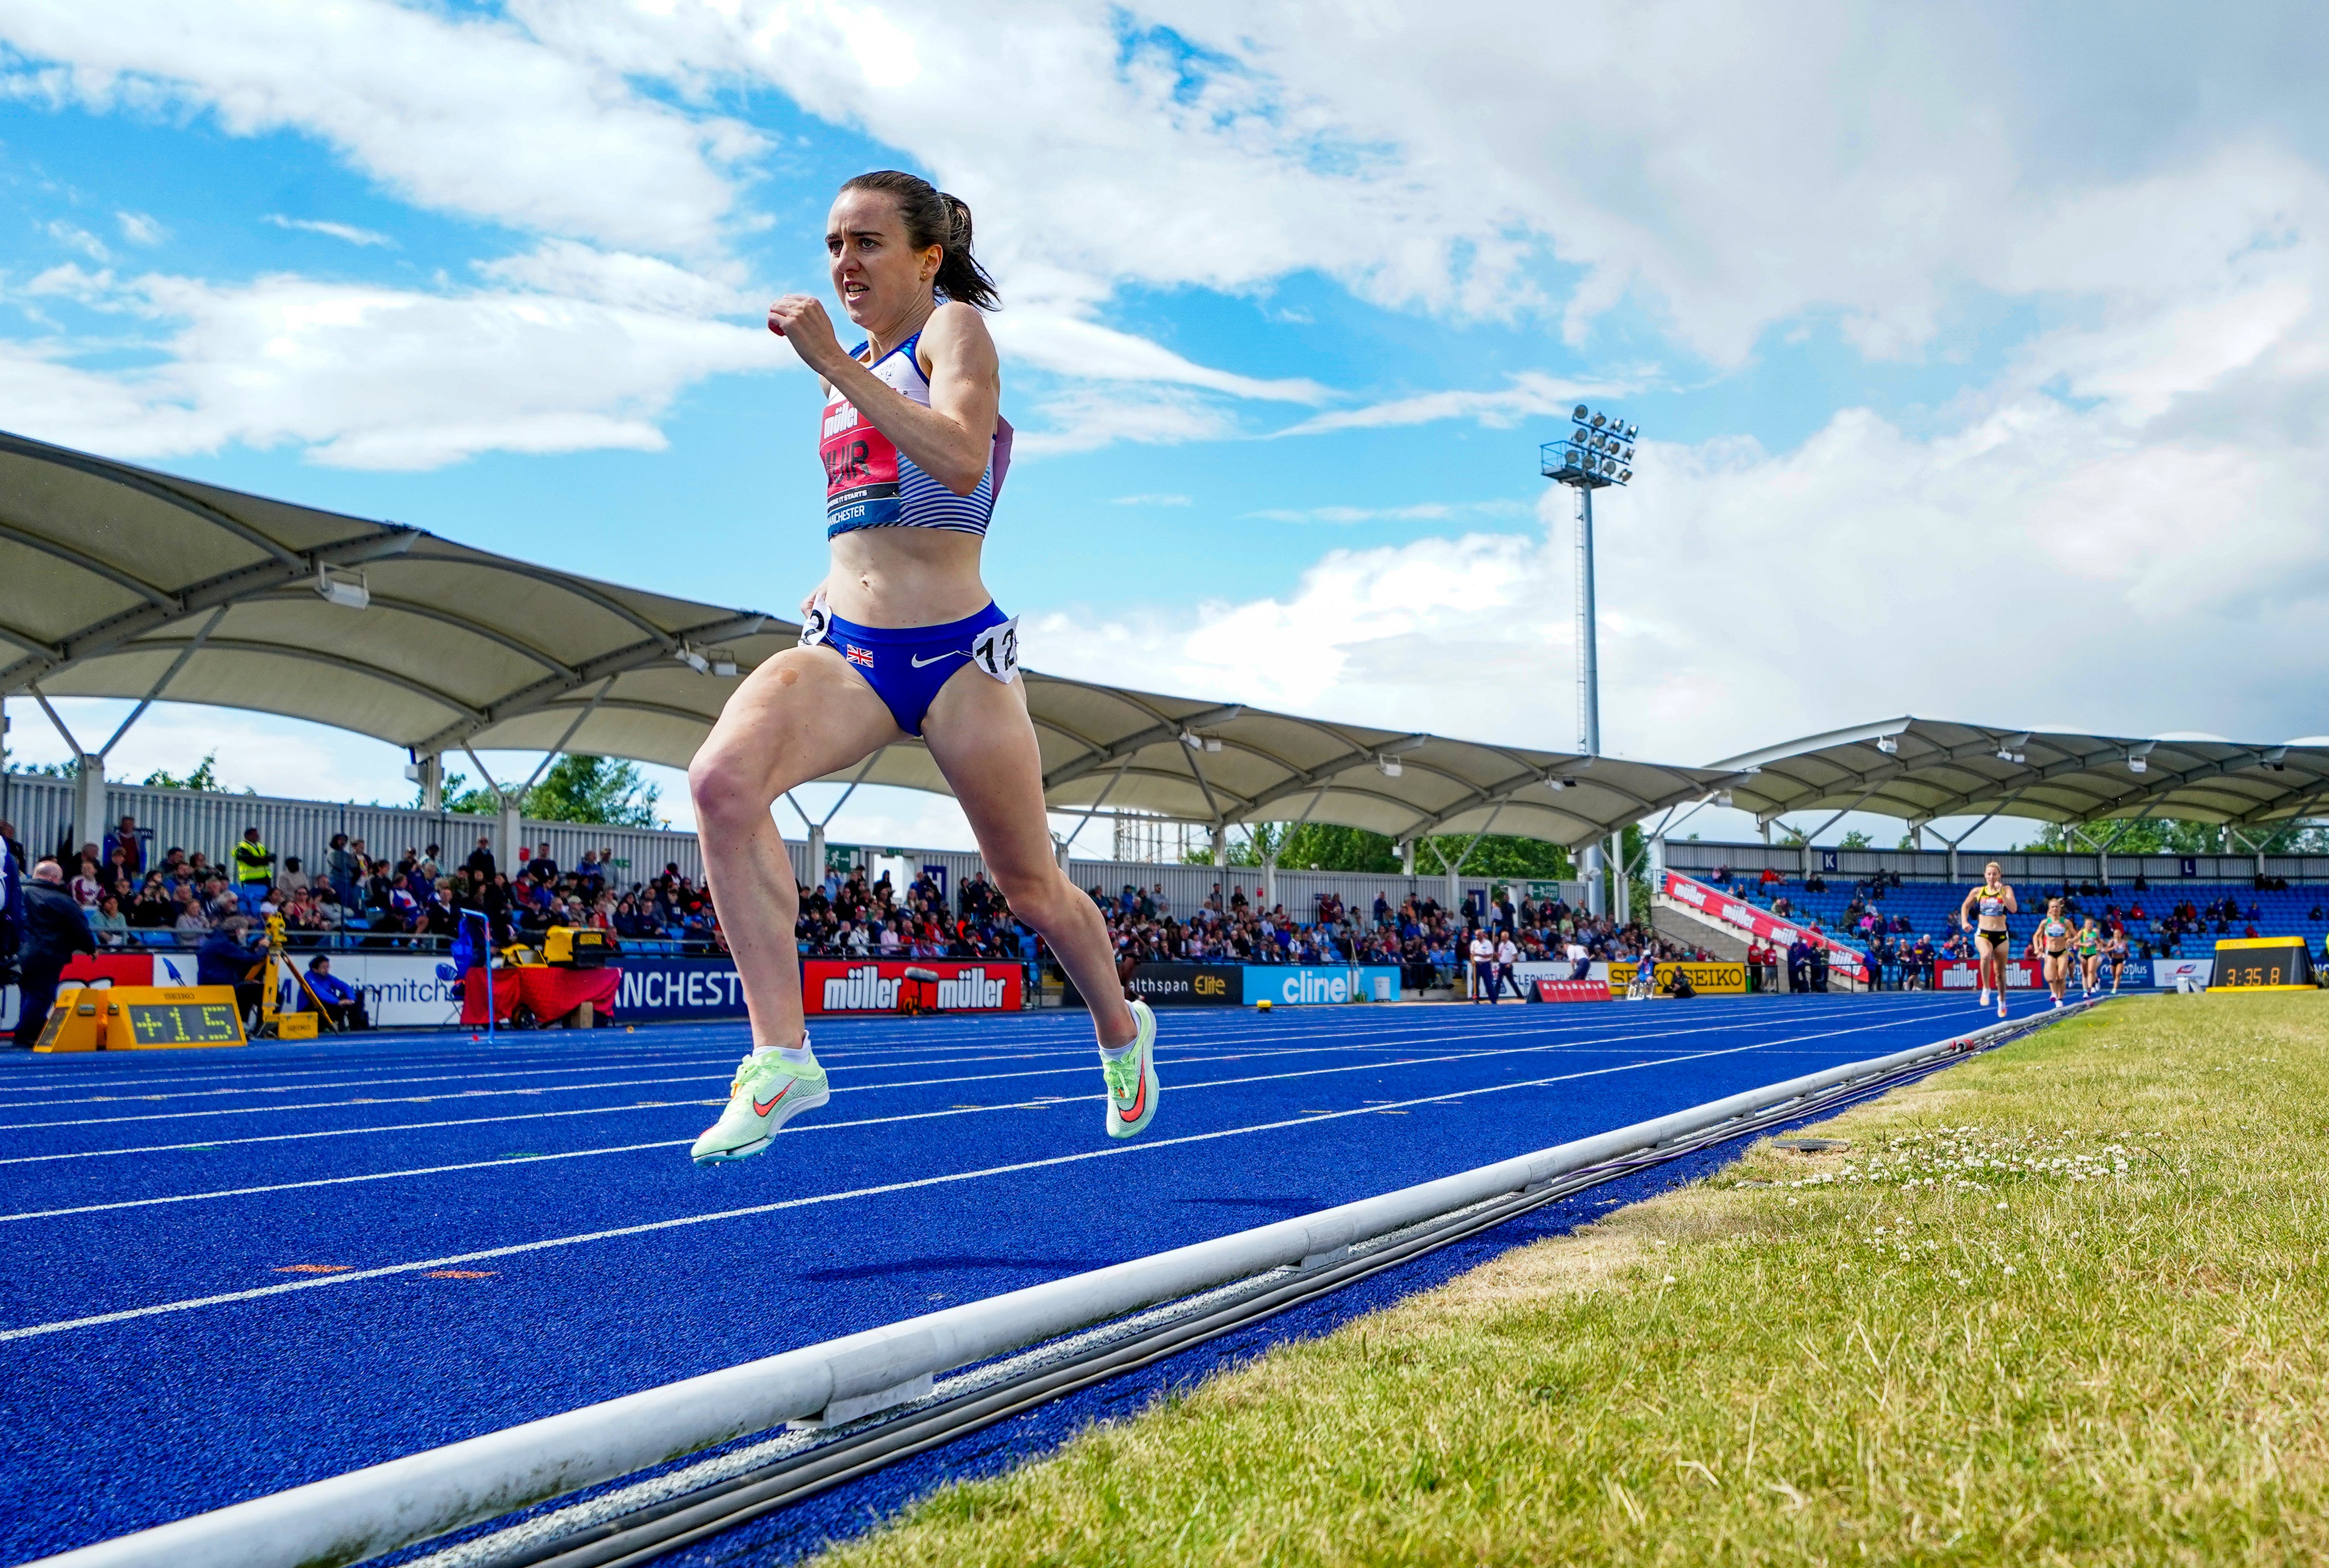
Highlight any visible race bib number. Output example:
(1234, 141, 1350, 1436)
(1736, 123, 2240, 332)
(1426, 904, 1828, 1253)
(799, 596, 830, 648)
(969, 616, 1020, 682)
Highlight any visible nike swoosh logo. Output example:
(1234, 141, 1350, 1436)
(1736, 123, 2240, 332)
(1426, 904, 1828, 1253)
(1115, 1052, 1148, 1123)
(909, 651, 960, 668)
(753, 1085, 791, 1117)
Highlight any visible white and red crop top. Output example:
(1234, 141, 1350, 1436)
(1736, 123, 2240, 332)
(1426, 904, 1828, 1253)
(820, 330, 1013, 538)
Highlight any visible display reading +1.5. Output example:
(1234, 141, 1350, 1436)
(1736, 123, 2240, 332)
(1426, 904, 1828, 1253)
(126, 1003, 242, 1046)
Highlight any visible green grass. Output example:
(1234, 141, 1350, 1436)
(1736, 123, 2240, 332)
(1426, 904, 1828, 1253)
(815, 995, 2329, 1566)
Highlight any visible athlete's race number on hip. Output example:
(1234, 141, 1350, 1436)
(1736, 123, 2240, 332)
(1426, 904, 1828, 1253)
(971, 617, 1020, 682)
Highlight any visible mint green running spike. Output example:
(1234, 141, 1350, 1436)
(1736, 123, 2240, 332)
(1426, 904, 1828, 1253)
(691, 1036, 830, 1165)
(1101, 998, 1160, 1140)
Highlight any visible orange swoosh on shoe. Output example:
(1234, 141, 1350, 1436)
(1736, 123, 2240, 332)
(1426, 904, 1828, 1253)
(1115, 1054, 1147, 1123)
(753, 1084, 791, 1117)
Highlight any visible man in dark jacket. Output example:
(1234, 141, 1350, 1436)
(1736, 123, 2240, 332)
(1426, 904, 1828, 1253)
(13, 860, 96, 1049)
(197, 918, 265, 1026)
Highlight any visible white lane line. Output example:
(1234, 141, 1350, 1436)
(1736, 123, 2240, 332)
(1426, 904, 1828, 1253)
(0, 1010, 1854, 1162)
(0, 1000, 1899, 1131)
(0, 1026, 1895, 1342)
(0, 1007, 1929, 1221)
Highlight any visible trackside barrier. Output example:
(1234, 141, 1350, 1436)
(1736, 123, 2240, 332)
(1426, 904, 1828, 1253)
(31, 1004, 2092, 1568)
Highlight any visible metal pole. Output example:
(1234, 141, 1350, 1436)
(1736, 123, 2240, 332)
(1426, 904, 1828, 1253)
(1577, 483, 1604, 918)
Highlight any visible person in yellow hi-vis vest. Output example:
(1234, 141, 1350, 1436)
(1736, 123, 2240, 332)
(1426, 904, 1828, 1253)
(232, 826, 276, 917)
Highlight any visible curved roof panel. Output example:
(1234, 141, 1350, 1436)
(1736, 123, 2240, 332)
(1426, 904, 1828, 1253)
(1714, 717, 2329, 829)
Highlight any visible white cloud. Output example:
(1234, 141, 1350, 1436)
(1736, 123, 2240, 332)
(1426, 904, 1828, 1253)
(0, 250, 777, 469)
(1011, 384, 1239, 457)
(41, 219, 108, 261)
(1, 0, 758, 254)
(1244, 502, 1529, 525)
(264, 214, 395, 248)
(113, 209, 165, 245)
(1110, 493, 1191, 506)
(1276, 374, 1633, 438)
(989, 309, 1327, 403)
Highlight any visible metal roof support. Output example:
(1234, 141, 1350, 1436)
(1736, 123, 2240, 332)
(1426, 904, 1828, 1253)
(516, 678, 615, 798)
(1057, 757, 1134, 857)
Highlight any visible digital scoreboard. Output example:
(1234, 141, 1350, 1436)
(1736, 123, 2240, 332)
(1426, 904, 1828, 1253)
(31, 986, 247, 1051)
(2210, 937, 2317, 992)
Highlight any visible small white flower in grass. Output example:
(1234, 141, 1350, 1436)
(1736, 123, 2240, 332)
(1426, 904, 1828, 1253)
(2003, 1265, 2015, 1275)
(1996, 1202, 2008, 1211)
(1663, 1275, 1677, 1285)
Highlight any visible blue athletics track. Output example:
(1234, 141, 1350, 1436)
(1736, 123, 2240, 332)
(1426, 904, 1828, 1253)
(0, 990, 2016, 1564)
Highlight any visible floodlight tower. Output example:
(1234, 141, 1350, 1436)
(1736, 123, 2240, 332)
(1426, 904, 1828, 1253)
(1541, 405, 1639, 918)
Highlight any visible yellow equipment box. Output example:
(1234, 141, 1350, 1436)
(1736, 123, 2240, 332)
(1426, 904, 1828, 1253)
(34, 986, 248, 1052)
(544, 925, 610, 968)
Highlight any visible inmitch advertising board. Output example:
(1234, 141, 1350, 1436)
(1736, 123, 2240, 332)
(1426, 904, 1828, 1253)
(802, 958, 1022, 1016)
(2152, 957, 2212, 989)
(1241, 966, 1403, 1006)
(1660, 871, 1870, 983)
(1124, 963, 1241, 1006)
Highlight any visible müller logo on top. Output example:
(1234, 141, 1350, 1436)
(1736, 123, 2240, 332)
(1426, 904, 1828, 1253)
(820, 964, 1010, 1011)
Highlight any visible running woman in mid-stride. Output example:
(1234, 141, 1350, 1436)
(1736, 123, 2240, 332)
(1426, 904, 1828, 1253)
(1958, 861, 2018, 1019)
(2036, 899, 2075, 1009)
(2076, 916, 2105, 997)
(685, 172, 1157, 1165)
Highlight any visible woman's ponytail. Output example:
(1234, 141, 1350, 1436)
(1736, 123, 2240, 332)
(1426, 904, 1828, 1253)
(839, 170, 1000, 311)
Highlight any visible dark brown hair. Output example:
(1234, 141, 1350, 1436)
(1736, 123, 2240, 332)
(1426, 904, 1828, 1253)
(839, 169, 1000, 311)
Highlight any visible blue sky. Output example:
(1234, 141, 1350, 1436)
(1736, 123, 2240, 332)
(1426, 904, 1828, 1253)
(4, 2, 2327, 852)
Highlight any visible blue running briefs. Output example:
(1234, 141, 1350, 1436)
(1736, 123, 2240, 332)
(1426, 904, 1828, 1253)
(802, 600, 1016, 736)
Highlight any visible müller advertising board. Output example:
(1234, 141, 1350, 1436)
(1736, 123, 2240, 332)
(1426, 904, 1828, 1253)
(1659, 871, 1870, 982)
(802, 958, 1022, 1015)
(1933, 958, 2042, 990)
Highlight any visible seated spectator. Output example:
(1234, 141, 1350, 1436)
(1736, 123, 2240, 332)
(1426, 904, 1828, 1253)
(530, 842, 559, 883)
(128, 875, 176, 930)
(279, 856, 312, 895)
(300, 956, 370, 1031)
(172, 885, 212, 936)
(87, 893, 129, 947)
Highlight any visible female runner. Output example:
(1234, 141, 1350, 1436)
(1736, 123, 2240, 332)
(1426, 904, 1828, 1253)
(686, 171, 1157, 1165)
(2036, 899, 2075, 1009)
(1958, 861, 2017, 1018)
(2103, 926, 2128, 994)
(2076, 916, 2105, 997)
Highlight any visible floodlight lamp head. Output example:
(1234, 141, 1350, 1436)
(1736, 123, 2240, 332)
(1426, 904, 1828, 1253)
(314, 564, 370, 611)
(2126, 755, 2148, 774)
(674, 645, 710, 675)
(1617, 468, 1632, 482)
(1591, 411, 1607, 428)
(711, 656, 739, 678)
(1716, 790, 1734, 808)
(1573, 404, 1589, 420)
(1875, 735, 1899, 755)
(1625, 422, 1638, 438)
(1375, 755, 1403, 778)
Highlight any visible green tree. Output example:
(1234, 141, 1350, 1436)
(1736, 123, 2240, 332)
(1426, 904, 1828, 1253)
(1839, 829, 1873, 849)
(2012, 817, 2329, 855)
(1183, 825, 1575, 882)
(525, 755, 663, 827)
(415, 755, 663, 826)
(140, 752, 225, 791)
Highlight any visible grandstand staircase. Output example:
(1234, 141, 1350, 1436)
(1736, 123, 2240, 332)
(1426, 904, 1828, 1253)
(1651, 891, 1753, 963)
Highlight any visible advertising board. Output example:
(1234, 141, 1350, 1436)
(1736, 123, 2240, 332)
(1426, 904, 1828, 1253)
(2151, 957, 2212, 989)
(1933, 958, 2042, 990)
(1620, 961, 1749, 997)
(802, 958, 1022, 1015)
(1534, 979, 1610, 1003)
(1241, 966, 1403, 1006)
(1124, 963, 1241, 1006)
(1659, 871, 1870, 982)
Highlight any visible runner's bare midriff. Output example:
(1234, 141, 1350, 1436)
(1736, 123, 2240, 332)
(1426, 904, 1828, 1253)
(826, 526, 989, 628)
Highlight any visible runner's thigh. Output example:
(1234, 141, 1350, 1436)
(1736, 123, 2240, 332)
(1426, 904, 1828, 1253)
(696, 645, 903, 798)
(917, 667, 1051, 877)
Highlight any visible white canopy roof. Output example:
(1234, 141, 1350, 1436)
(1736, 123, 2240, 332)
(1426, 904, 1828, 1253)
(1, 430, 1731, 848)
(1714, 717, 2329, 831)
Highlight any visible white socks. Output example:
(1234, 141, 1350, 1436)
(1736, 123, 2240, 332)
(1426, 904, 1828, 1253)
(754, 1042, 814, 1065)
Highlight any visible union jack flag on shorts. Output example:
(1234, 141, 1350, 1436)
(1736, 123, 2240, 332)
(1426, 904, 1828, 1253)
(844, 644, 875, 668)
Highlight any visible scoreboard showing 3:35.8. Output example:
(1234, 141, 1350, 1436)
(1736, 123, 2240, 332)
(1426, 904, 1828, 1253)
(2210, 938, 2318, 991)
